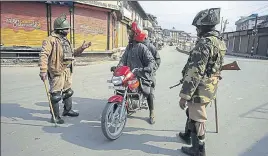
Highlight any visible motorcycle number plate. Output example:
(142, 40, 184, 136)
(108, 86, 125, 90)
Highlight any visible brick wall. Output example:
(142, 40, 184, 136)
(74, 4, 108, 51)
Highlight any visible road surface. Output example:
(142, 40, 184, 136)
(1, 46, 268, 156)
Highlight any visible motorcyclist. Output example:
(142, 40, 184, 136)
(111, 22, 157, 124)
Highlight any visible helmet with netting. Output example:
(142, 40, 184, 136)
(192, 8, 221, 27)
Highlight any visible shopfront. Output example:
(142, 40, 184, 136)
(1, 1, 47, 47)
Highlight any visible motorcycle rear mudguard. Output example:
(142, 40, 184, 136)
(108, 95, 123, 103)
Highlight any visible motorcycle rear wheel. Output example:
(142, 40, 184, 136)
(101, 102, 127, 140)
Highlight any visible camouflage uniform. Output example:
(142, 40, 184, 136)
(178, 8, 227, 156)
(39, 15, 85, 124)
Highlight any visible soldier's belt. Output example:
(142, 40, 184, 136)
(63, 60, 72, 68)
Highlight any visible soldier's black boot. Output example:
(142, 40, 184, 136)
(50, 101, 64, 124)
(51, 116, 64, 124)
(181, 133, 199, 156)
(181, 133, 206, 156)
(62, 97, 79, 117)
(179, 110, 192, 145)
(179, 130, 191, 145)
(198, 135, 206, 156)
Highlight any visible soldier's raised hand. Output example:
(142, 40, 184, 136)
(81, 40, 91, 50)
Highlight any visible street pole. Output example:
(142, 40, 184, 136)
(220, 17, 224, 33)
(251, 15, 258, 56)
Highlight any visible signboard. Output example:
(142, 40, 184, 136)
(75, 1, 119, 10)
(123, 8, 131, 20)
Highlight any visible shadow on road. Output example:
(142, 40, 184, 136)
(239, 134, 268, 156)
(40, 97, 183, 156)
(240, 102, 268, 120)
(1, 103, 50, 123)
(1, 97, 186, 156)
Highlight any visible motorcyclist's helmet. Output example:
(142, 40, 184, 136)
(131, 22, 146, 42)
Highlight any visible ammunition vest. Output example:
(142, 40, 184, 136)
(205, 36, 227, 77)
(61, 37, 74, 65)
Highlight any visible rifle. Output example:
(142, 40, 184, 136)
(169, 61, 241, 89)
(169, 79, 183, 89)
(221, 61, 241, 71)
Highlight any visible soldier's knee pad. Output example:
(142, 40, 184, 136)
(62, 88, 74, 100)
(50, 91, 62, 103)
(186, 108, 189, 118)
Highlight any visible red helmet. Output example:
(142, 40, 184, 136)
(131, 22, 146, 42)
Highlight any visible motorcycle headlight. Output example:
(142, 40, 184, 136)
(112, 76, 124, 85)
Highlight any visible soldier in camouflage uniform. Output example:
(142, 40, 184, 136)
(39, 14, 91, 124)
(178, 8, 227, 156)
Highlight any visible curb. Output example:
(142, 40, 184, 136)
(226, 53, 268, 60)
(1, 60, 118, 67)
(175, 46, 268, 60)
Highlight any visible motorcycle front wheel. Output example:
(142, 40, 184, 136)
(101, 102, 127, 140)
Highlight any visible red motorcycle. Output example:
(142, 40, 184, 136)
(101, 66, 149, 140)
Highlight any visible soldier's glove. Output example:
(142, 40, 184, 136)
(39, 72, 47, 82)
(179, 98, 187, 110)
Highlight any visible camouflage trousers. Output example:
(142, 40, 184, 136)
(187, 102, 209, 136)
(48, 68, 72, 93)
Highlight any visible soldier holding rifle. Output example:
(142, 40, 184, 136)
(173, 8, 238, 156)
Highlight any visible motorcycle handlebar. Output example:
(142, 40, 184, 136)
(111, 67, 142, 73)
(132, 68, 140, 72)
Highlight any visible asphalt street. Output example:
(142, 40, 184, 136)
(1, 46, 268, 156)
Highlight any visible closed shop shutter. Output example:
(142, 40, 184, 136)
(0, 1, 47, 47)
(117, 22, 128, 48)
(117, 22, 122, 47)
(50, 4, 72, 41)
(122, 24, 128, 47)
(74, 4, 108, 51)
(119, 22, 124, 47)
(109, 16, 116, 50)
(257, 36, 268, 56)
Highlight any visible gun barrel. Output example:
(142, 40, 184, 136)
(169, 81, 183, 89)
(221, 61, 241, 71)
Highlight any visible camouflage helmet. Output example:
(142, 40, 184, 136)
(192, 8, 221, 27)
(53, 14, 70, 30)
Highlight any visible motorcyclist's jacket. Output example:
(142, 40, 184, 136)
(118, 41, 156, 81)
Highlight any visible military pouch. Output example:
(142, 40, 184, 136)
(61, 39, 74, 61)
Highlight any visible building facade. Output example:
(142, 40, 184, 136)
(235, 14, 268, 31)
(170, 29, 182, 44)
(0, 1, 120, 51)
